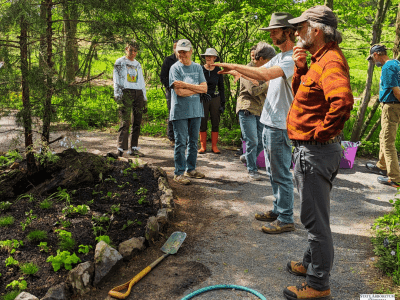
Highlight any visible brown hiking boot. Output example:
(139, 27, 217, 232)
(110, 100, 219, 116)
(287, 261, 307, 277)
(283, 283, 331, 300)
(184, 170, 205, 179)
(255, 210, 278, 222)
(262, 219, 295, 234)
(173, 175, 191, 185)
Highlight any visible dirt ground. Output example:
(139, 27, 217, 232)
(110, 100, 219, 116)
(1, 116, 400, 299)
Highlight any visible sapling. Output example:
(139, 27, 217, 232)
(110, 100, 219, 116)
(20, 210, 37, 231)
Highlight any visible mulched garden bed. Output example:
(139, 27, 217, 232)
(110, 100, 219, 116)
(0, 149, 161, 299)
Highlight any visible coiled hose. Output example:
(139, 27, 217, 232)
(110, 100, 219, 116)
(180, 284, 267, 300)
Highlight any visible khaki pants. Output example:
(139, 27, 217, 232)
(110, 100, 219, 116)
(377, 103, 400, 182)
(117, 89, 144, 150)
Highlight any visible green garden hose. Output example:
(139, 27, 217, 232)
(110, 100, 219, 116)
(180, 284, 267, 300)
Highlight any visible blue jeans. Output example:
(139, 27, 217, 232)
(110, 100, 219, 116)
(262, 125, 294, 224)
(239, 111, 264, 173)
(172, 118, 201, 176)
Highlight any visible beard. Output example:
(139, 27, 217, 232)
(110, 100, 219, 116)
(296, 27, 314, 49)
(275, 35, 287, 45)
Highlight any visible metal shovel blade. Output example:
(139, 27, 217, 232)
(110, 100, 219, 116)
(161, 231, 186, 255)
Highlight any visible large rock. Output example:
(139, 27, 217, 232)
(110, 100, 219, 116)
(145, 216, 159, 244)
(41, 282, 70, 300)
(156, 208, 170, 230)
(14, 292, 39, 300)
(68, 261, 94, 295)
(118, 237, 146, 261)
(93, 241, 123, 286)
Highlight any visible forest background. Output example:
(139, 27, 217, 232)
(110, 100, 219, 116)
(0, 0, 400, 173)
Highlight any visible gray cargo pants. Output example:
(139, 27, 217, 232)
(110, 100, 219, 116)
(292, 142, 342, 291)
(117, 89, 144, 150)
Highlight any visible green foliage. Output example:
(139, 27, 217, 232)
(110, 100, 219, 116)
(104, 175, 117, 183)
(95, 235, 111, 246)
(0, 239, 23, 252)
(20, 210, 37, 231)
(34, 150, 60, 166)
(0, 216, 14, 227)
(20, 262, 39, 275)
(121, 219, 142, 230)
(38, 242, 50, 253)
(6, 279, 27, 291)
(46, 250, 81, 272)
(118, 182, 130, 188)
(0, 201, 12, 212)
(1, 290, 21, 300)
(110, 204, 120, 214)
(52, 187, 72, 205)
(371, 192, 400, 284)
(39, 198, 53, 209)
(78, 244, 93, 254)
(16, 194, 35, 203)
(27, 230, 48, 242)
(136, 187, 148, 204)
(55, 229, 76, 251)
(0, 150, 22, 168)
(62, 204, 90, 216)
(5, 256, 19, 267)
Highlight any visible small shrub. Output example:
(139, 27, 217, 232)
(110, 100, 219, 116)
(95, 235, 112, 246)
(78, 244, 93, 254)
(1, 290, 21, 300)
(5, 256, 19, 267)
(46, 250, 81, 272)
(0, 216, 14, 227)
(39, 198, 53, 209)
(27, 230, 48, 242)
(55, 229, 76, 251)
(38, 242, 50, 253)
(20, 262, 39, 275)
(20, 210, 37, 231)
(0, 201, 12, 211)
(0, 240, 23, 252)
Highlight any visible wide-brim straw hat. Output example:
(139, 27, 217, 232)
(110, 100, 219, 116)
(200, 48, 220, 62)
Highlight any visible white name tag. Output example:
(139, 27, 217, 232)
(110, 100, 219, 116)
(360, 295, 395, 299)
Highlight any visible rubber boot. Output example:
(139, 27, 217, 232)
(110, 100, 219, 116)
(198, 131, 207, 154)
(211, 132, 221, 154)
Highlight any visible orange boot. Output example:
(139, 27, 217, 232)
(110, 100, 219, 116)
(198, 131, 207, 154)
(211, 132, 221, 154)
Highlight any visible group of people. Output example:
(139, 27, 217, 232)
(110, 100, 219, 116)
(111, 5, 400, 299)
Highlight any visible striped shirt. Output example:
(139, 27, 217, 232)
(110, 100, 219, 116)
(287, 42, 354, 142)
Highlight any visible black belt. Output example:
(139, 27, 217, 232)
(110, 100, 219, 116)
(383, 102, 400, 104)
(292, 136, 341, 146)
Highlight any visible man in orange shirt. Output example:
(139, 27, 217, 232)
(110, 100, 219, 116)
(284, 6, 354, 300)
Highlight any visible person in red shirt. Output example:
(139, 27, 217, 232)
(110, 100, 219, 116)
(283, 6, 354, 300)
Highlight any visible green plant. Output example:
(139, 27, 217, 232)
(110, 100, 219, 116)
(87, 199, 94, 205)
(92, 190, 103, 195)
(105, 175, 117, 183)
(27, 230, 48, 242)
(0, 201, 12, 211)
(5, 256, 19, 267)
(20, 262, 39, 275)
(78, 244, 93, 254)
(55, 229, 76, 251)
(130, 158, 140, 168)
(16, 194, 35, 203)
(62, 204, 90, 216)
(110, 204, 120, 214)
(121, 219, 142, 230)
(46, 250, 81, 272)
(6, 278, 27, 290)
(1, 290, 21, 300)
(34, 149, 60, 165)
(136, 187, 148, 195)
(52, 187, 72, 205)
(39, 198, 53, 209)
(118, 182, 130, 188)
(138, 196, 148, 205)
(20, 210, 37, 231)
(0, 150, 22, 168)
(0, 216, 14, 227)
(0, 240, 23, 252)
(38, 242, 50, 253)
(95, 235, 112, 246)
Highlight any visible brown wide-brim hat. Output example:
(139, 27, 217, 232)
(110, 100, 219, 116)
(288, 5, 338, 29)
(260, 12, 295, 31)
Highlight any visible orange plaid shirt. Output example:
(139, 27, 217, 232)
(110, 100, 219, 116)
(286, 42, 354, 142)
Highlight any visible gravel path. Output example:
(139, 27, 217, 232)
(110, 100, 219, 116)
(0, 119, 395, 299)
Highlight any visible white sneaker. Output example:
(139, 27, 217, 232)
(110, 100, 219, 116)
(249, 171, 261, 181)
(240, 154, 247, 164)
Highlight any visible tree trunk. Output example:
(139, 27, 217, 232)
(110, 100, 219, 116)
(20, 15, 36, 174)
(324, 0, 333, 10)
(350, 0, 391, 142)
(42, 0, 53, 145)
(360, 97, 380, 137)
(365, 119, 381, 141)
(393, 3, 400, 59)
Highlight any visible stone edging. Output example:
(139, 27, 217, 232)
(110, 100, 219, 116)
(15, 156, 175, 300)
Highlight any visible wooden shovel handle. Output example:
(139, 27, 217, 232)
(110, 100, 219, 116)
(108, 254, 168, 299)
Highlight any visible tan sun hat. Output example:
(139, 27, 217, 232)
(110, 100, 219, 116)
(176, 39, 193, 52)
(260, 12, 295, 31)
(200, 48, 220, 62)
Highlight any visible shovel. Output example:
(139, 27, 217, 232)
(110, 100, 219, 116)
(108, 231, 187, 299)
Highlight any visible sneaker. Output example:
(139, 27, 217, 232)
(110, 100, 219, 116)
(184, 170, 205, 179)
(173, 175, 191, 185)
(129, 149, 145, 157)
(240, 154, 247, 164)
(107, 150, 123, 159)
(249, 171, 261, 181)
(283, 283, 331, 300)
(377, 176, 400, 188)
(366, 163, 387, 176)
(255, 210, 278, 222)
(286, 261, 307, 277)
(262, 219, 295, 234)
(234, 148, 243, 157)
